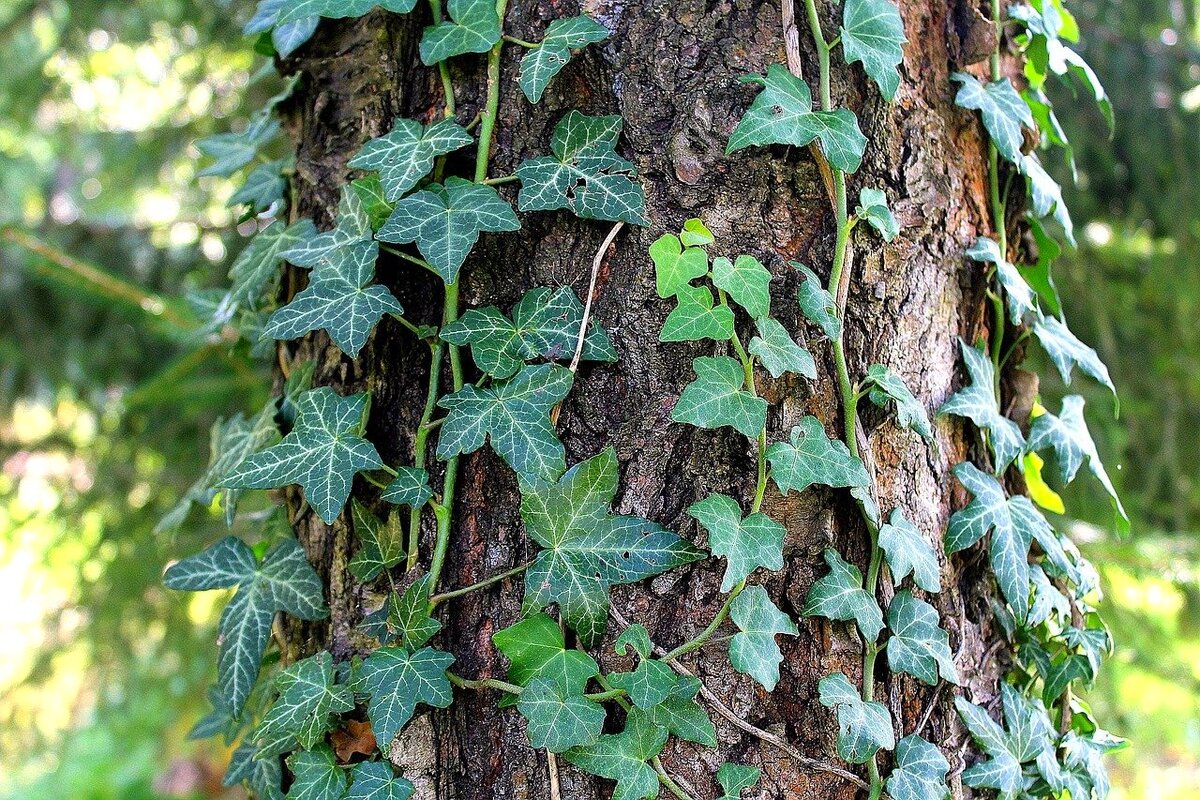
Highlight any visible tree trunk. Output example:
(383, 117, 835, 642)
(277, 1, 1016, 797)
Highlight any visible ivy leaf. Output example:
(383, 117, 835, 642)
(938, 340, 1025, 470)
(381, 467, 433, 508)
(347, 762, 415, 800)
(348, 117, 474, 202)
(712, 255, 772, 320)
(818, 672, 895, 764)
(672, 356, 767, 438)
(727, 64, 868, 173)
(608, 658, 676, 710)
(1043, 654, 1093, 705)
(966, 237, 1037, 325)
(729, 584, 798, 691)
(954, 697, 1024, 800)
(650, 233, 709, 298)
(520, 448, 704, 645)
(803, 548, 884, 642)
(351, 175, 394, 229)
(793, 262, 841, 339)
(245, 0, 317, 58)
(688, 493, 785, 592)
(877, 509, 940, 592)
(951, 73, 1034, 164)
(419, 0, 501, 64)
(886, 734, 951, 800)
(387, 575, 441, 651)
(276, 0, 417, 27)
(1028, 396, 1125, 522)
(358, 646, 455, 749)
(646, 675, 716, 747)
(227, 219, 317, 311)
(717, 763, 761, 799)
(614, 624, 653, 660)
(165, 537, 327, 716)
(886, 591, 958, 685)
(436, 363, 573, 483)
(493, 612, 599, 710)
(563, 709, 669, 800)
(197, 114, 280, 177)
(265, 240, 403, 357)
(859, 370, 931, 445)
(855, 187, 899, 241)
(231, 160, 289, 215)
(515, 111, 648, 225)
(442, 285, 617, 379)
(286, 746, 347, 800)
(767, 416, 871, 496)
(223, 388, 383, 524)
(1020, 152, 1075, 246)
(519, 15, 610, 103)
(1027, 563, 1070, 628)
(659, 285, 736, 343)
(348, 501, 406, 582)
(280, 187, 373, 271)
(679, 218, 714, 247)
(1032, 315, 1116, 396)
(254, 652, 354, 757)
(518, 672, 606, 752)
(840, 0, 907, 101)
(189, 686, 239, 743)
(749, 317, 817, 379)
(377, 177, 519, 285)
(224, 740, 284, 800)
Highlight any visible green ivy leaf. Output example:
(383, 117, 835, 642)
(954, 695, 1025, 800)
(608, 658, 676, 710)
(348, 501, 406, 581)
(951, 73, 1034, 164)
(855, 187, 899, 241)
(348, 118, 474, 202)
(266, 240, 403, 357)
(646, 675, 716, 747)
(227, 219, 317, 312)
(347, 762, 415, 800)
(197, 114, 280, 177)
(1027, 563, 1070, 628)
(518, 671, 606, 752)
(231, 160, 289, 215)
(727, 64, 867, 173)
(650, 233, 709, 298)
(679, 218, 714, 247)
(436, 363, 573, 483)
(351, 175, 394, 230)
(1028, 395, 1125, 523)
(388, 576, 442, 651)
(717, 763, 761, 799)
(1032, 314, 1115, 396)
(840, 0, 907, 100)
(729, 584, 798, 691)
(793, 263, 841, 339)
(966, 237, 1037, 324)
(520, 448, 704, 645)
(280, 186, 373, 271)
(877, 508, 940, 592)
(493, 612, 599, 708)
(358, 646, 455, 749)
(1043, 654, 1093, 706)
(224, 740, 284, 800)
(245, 2, 318, 58)
(519, 15, 609, 103)
(286, 746, 347, 800)
(515, 111, 648, 225)
(749, 317, 817, 379)
(803, 548, 884, 642)
(945, 463, 1057, 622)
(223, 388, 383, 524)
(165, 537, 327, 715)
(377, 177, 520, 285)
(614, 624, 653, 660)
(1062, 625, 1110, 678)
(886, 591, 958, 685)
(938, 340, 1025, 470)
(1021, 153, 1075, 246)
(712, 255, 772, 320)
(419, 0, 501, 64)
(563, 709, 668, 800)
(864, 364, 933, 441)
(886, 734, 951, 800)
(189, 686, 239, 743)
(672, 356, 767, 438)
(381, 466, 433, 508)
(442, 285, 617, 379)
(254, 652, 354, 756)
(659, 285, 736, 343)
(688, 493, 784, 592)
(767, 416, 870, 496)
(277, 0, 417, 27)
(818, 671, 895, 764)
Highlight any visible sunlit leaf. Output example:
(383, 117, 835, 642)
(840, 0, 907, 100)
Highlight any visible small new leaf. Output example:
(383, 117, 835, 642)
(348, 501, 407, 582)
(886, 591, 959, 685)
(749, 317, 817, 379)
(865, 364, 933, 441)
(519, 16, 609, 103)
(803, 548, 884, 642)
(793, 263, 841, 339)
(672, 356, 767, 439)
(878, 508, 941, 592)
(818, 672, 895, 764)
(659, 285, 736, 343)
(767, 416, 871, 496)
(348, 117, 474, 202)
(650, 233, 708, 298)
(856, 187, 900, 241)
(840, 0, 907, 100)
(729, 585, 798, 691)
(938, 340, 1025, 470)
(712, 255, 772, 320)
(688, 493, 785, 592)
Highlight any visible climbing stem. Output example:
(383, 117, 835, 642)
(428, 0, 456, 118)
(429, 560, 533, 607)
(719, 290, 770, 514)
(664, 580, 746, 661)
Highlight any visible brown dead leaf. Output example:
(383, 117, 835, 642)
(331, 718, 376, 763)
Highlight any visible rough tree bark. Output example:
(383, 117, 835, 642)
(276, 1, 1023, 797)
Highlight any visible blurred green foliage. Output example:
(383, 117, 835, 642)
(0, 0, 1197, 798)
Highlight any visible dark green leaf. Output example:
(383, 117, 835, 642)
(255, 652, 354, 756)
(840, 0, 907, 100)
(966, 236, 1037, 325)
(230, 160, 289, 215)
(519, 16, 609, 103)
(803, 548, 884, 642)
(348, 500, 406, 582)
(729, 585, 798, 691)
(688, 493, 785, 591)
(563, 709, 668, 800)
(767, 416, 870, 496)
(286, 746, 347, 800)
(348, 117, 473, 202)
(886, 591, 958, 685)
(938, 340, 1025, 469)
(381, 467, 434, 508)
(358, 646, 455, 749)
(818, 671, 895, 764)
(793, 262, 841, 339)
(1028, 396, 1125, 523)
(419, 0, 501, 64)
(717, 763, 761, 799)
(1032, 315, 1116, 396)
(347, 761, 415, 800)
(518, 671, 606, 752)
(224, 741, 284, 800)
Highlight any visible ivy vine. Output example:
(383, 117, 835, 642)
(163, 0, 1127, 798)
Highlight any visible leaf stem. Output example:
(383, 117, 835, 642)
(664, 580, 745, 661)
(428, 560, 533, 607)
(503, 34, 539, 48)
(428, 0, 457, 118)
(381, 244, 441, 276)
(407, 338, 444, 571)
(482, 174, 520, 186)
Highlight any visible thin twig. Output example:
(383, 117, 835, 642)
(570, 221, 624, 373)
(609, 607, 869, 790)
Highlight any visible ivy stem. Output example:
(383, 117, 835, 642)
(407, 338, 444, 571)
(428, 560, 533, 607)
(719, 289, 770, 514)
(482, 174, 519, 186)
(664, 579, 746, 661)
(503, 33, 538, 48)
(803, 2, 883, 799)
(987, 0, 1008, 390)
(428, 0, 456, 118)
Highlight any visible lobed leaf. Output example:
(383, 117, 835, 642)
(803, 548, 884, 642)
(688, 493, 785, 592)
(348, 117, 473, 202)
(818, 672, 895, 764)
(672, 355, 767, 439)
(767, 416, 870, 496)
(519, 15, 609, 103)
(729, 585, 798, 691)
